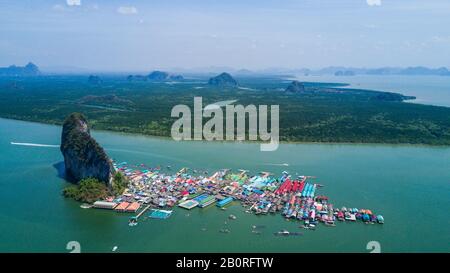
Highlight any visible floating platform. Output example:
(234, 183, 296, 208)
(149, 209, 173, 219)
(178, 199, 199, 210)
(216, 197, 233, 207)
(198, 196, 216, 208)
(193, 193, 209, 203)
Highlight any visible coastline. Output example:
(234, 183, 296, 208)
(290, 74, 450, 108)
(2, 116, 449, 149)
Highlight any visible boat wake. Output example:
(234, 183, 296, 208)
(263, 163, 289, 167)
(10, 142, 59, 148)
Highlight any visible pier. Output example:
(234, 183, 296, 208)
(135, 204, 152, 219)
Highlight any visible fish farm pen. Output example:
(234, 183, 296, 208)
(90, 161, 384, 231)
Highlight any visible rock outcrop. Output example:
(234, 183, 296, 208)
(127, 71, 183, 81)
(127, 75, 148, 81)
(88, 75, 102, 84)
(147, 70, 184, 81)
(285, 80, 305, 93)
(60, 113, 114, 185)
(0, 62, 40, 76)
(208, 72, 238, 87)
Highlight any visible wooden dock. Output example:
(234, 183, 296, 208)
(135, 204, 152, 219)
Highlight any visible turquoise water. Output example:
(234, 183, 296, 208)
(0, 117, 449, 253)
(294, 75, 450, 107)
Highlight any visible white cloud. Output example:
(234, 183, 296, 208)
(117, 6, 138, 15)
(364, 24, 378, 29)
(66, 0, 81, 6)
(366, 0, 381, 6)
(52, 4, 66, 11)
(431, 35, 450, 43)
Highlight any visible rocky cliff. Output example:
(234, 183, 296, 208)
(208, 72, 238, 87)
(147, 70, 184, 81)
(60, 113, 114, 185)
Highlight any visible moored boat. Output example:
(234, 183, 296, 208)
(376, 215, 385, 224)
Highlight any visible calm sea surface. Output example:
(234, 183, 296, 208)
(0, 118, 449, 252)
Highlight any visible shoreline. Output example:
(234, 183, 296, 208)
(2, 116, 449, 149)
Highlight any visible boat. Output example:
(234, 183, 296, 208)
(228, 214, 237, 220)
(362, 213, 371, 222)
(112, 246, 118, 252)
(376, 215, 385, 224)
(337, 211, 345, 221)
(80, 203, 92, 209)
(274, 229, 290, 236)
(128, 216, 138, 226)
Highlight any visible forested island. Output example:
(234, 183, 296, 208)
(0, 73, 449, 145)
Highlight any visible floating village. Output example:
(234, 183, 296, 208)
(90, 161, 384, 235)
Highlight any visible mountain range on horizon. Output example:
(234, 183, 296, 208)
(0, 62, 40, 76)
(1, 62, 450, 77)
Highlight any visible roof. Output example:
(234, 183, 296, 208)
(126, 202, 140, 211)
(94, 201, 116, 206)
(115, 202, 130, 210)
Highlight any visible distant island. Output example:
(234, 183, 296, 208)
(127, 70, 184, 82)
(159, 66, 450, 77)
(0, 62, 40, 76)
(88, 75, 102, 84)
(208, 72, 238, 87)
(285, 81, 306, 93)
(334, 70, 355, 76)
(285, 80, 414, 102)
(294, 66, 450, 77)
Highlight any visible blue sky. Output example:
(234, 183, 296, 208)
(1, 0, 450, 71)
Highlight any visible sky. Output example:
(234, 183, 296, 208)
(1, 0, 450, 72)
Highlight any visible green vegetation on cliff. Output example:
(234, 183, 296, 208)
(63, 173, 129, 203)
(111, 172, 128, 195)
(63, 178, 109, 203)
